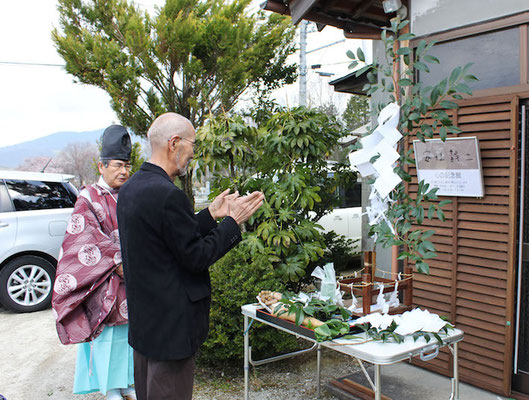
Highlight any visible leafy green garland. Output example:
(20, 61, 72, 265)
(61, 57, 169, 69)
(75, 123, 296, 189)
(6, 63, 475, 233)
(273, 292, 454, 343)
(354, 316, 454, 345)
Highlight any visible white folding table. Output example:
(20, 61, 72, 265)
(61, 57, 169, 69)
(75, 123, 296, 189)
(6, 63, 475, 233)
(242, 303, 464, 400)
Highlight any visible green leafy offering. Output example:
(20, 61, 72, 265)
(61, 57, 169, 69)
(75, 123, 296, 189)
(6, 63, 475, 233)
(277, 292, 352, 326)
(275, 292, 354, 342)
(314, 320, 351, 342)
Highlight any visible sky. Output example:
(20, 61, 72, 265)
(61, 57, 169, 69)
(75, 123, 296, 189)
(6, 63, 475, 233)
(0, 0, 370, 148)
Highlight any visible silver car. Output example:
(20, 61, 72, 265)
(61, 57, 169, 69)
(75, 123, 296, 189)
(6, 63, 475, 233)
(0, 171, 78, 312)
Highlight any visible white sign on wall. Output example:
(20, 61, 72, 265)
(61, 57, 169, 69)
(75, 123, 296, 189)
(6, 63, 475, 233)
(412, 137, 484, 197)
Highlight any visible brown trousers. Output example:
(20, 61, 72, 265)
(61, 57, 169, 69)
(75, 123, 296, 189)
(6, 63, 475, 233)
(133, 351, 195, 400)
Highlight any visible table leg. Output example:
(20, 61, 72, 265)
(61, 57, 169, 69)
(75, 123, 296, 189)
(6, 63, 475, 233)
(244, 315, 249, 400)
(316, 344, 321, 399)
(453, 342, 459, 400)
(374, 364, 381, 400)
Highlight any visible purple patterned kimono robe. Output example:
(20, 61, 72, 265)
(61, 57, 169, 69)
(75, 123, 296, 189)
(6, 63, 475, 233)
(52, 182, 128, 345)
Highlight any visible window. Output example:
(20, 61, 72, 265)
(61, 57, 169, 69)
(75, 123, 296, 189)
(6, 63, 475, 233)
(62, 182, 79, 203)
(337, 182, 361, 208)
(5, 180, 76, 211)
(0, 181, 14, 213)
(418, 27, 520, 91)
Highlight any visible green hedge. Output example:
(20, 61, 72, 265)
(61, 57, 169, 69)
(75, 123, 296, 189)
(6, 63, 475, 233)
(198, 243, 300, 365)
(319, 231, 361, 275)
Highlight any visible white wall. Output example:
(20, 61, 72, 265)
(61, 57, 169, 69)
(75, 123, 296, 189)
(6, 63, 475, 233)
(410, 0, 529, 37)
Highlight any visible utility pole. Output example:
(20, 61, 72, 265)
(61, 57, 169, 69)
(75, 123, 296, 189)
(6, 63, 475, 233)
(299, 21, 346, 107)
(299, 20, 308, 107)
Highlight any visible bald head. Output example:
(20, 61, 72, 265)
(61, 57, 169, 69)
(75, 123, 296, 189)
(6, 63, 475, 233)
(148, 113, 195, 151)
(147, 112, 196, 179)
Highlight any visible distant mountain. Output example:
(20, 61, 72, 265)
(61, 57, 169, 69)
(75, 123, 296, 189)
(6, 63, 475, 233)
(0, 129, 147, 169)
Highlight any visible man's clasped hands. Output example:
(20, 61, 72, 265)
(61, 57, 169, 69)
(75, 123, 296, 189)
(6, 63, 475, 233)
(208, 189, 264, 225)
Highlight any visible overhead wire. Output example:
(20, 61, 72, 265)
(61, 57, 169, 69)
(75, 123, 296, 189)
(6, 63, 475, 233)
(0, 61, 65, 67)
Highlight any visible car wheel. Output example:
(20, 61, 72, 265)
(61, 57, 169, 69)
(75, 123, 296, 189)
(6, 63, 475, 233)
(0, 256, 56, 313)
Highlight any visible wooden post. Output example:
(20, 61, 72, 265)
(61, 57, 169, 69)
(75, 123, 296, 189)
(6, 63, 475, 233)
(363, 251, 375, 315)
(404, 266, 413, 308)
(362, 271, 371, 315)
(364, 251, 375, 276)
(391, 245, 399, 276)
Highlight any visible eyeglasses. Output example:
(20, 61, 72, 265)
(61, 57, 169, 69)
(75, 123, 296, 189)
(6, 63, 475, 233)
(168, 135, 195, 148)
(108, 162, 132, 171)
(180, 137, 196, 147)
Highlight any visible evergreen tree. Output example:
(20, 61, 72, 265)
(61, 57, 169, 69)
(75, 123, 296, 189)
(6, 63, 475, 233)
(342, 94, 370, 132)
(53, 0, 297, 199)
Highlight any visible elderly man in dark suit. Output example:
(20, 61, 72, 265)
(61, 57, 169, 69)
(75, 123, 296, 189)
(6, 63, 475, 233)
(117, 112, 263, 400)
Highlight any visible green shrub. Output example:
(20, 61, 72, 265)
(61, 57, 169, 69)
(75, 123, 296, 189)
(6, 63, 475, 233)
(198, 241, 300, 365)
(320, 231, 361, 275)
(197, 108, 358, 286)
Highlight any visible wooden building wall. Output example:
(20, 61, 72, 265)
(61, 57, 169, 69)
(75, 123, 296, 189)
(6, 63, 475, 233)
(405, 94, 520, 396)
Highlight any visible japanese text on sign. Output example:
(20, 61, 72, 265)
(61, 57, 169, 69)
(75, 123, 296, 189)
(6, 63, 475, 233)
(413, 137, 484, 197)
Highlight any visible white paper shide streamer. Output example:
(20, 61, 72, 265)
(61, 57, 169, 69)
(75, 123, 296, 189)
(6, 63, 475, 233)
(348, 103, 403, 234)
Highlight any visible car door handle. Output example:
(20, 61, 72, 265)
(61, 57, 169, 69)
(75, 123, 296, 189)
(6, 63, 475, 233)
(334, 216, 343, 221)
(0, 222, 8, 228)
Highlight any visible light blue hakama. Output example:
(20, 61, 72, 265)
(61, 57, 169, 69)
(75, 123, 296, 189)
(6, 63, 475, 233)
(73, 324, 134, 395)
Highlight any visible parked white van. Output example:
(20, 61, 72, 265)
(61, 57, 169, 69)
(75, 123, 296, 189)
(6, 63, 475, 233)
(316, 178, 362, 252)
(0, 171, 78, 312)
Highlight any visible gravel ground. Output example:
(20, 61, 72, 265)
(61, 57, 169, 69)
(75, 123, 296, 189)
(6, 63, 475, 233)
(194, 349, 358, 400)
(0, 306, 356, 400)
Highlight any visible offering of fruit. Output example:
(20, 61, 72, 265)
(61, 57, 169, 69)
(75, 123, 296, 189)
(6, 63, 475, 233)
(257, 290, 282, 306)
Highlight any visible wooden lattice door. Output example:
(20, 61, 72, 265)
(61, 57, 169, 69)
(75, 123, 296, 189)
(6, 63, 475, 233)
(406, 94, 519, 396)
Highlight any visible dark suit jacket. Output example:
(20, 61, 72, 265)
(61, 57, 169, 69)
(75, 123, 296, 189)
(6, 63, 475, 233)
(117, 162, 241, 360)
